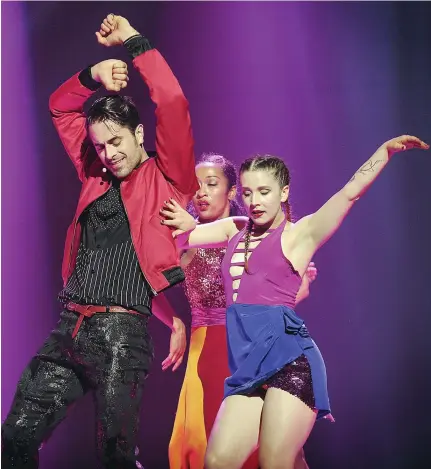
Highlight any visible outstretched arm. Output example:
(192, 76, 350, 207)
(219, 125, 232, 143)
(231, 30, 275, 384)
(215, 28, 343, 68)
(97, 14, 198, 197)
(304, 135, 428, 251)
(49, 60, 128, 181)
(160, 199, 248, 249)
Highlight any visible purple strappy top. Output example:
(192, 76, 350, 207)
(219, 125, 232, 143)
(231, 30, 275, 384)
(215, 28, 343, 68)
(221, 219, 302, 308)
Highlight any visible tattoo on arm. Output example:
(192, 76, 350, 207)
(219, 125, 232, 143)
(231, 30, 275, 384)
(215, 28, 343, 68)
(349, 159, 384, 182)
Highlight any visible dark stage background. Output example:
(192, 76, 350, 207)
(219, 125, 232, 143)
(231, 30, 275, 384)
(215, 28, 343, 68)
(2, 2, 431, 468)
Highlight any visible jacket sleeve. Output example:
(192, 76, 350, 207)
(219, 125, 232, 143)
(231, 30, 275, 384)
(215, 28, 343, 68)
(49, 69, 99, 182)
(132, 49, 199, 196)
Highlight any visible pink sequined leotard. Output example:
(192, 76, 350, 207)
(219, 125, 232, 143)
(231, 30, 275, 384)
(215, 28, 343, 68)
(183, 248, 227, 328)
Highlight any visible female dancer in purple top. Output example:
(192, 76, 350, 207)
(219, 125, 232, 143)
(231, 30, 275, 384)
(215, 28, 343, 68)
(166, 153, 316, 469)
(161, 135, 428, 469)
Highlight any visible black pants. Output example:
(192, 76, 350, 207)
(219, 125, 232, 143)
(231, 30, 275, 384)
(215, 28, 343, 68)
(2, 309, 154, 468)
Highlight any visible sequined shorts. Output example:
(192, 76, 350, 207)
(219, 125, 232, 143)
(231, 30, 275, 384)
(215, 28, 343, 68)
(259, 355, 315, 409)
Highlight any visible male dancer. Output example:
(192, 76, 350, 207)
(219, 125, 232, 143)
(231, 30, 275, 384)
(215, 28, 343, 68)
(2, 13, 198, 468)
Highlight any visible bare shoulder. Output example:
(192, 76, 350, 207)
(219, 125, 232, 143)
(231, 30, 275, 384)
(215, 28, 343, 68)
(281, 216, 315, 275)
(291, 215, 313, 229)
(227, 216, 249, 240)
(282, 216, 312, 240)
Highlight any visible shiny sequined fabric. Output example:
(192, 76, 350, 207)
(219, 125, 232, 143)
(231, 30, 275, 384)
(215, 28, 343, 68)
(183, 248, 226, 310)
(262, 355, 315, 409)
(1, 310, 153, 468)
(87, 183, 126, 232)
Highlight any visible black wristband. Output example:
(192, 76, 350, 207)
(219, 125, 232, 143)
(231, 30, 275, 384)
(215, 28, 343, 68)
(78, 65, 102, 91)
(124, 35, 153, 59)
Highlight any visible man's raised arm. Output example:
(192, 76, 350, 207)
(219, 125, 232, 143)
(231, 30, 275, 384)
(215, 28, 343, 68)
(49, 59, 128, 181)
(96, 14, 199, 196)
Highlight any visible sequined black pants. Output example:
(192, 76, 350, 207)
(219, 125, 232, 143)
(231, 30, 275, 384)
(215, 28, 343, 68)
(2, 309, 154, 468)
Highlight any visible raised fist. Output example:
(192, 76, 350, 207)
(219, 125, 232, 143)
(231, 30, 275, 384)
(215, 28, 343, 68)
(91, 60, 128, 92)
(96, 14, 139, 47)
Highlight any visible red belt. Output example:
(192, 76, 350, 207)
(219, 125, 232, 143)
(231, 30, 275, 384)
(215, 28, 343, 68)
(66, 302, 142, 339)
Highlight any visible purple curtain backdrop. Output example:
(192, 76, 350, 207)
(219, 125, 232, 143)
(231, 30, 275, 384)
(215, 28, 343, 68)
(2, 2, 431, 469)
(1, 0, 53, 422)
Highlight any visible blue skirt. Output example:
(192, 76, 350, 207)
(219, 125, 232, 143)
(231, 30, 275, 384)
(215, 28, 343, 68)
(224, 303, 331, 420)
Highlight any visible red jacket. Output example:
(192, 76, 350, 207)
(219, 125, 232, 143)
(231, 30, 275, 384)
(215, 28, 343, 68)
(49, 49, 199, 294)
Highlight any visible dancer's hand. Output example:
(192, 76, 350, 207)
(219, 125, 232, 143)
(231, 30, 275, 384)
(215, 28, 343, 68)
(160, 199, 197, 238)
(96, 13, 139, 47)
(306, 261, 317, 283)
(383, 135, 429, 157)
(295, 262, 317, 305)
(295, 275, 310, 305)
(162, 317, 186, 372)
(91, 60, 128, 92)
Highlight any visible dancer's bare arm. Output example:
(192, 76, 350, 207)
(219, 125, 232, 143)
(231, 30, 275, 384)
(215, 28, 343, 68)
(289, 135, 428, 274)
(307, 135, 427, 248)
(161, 199, 248, 248)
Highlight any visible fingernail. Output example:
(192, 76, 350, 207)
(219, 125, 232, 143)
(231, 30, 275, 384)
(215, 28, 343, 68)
(160, 220, 164, 224)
